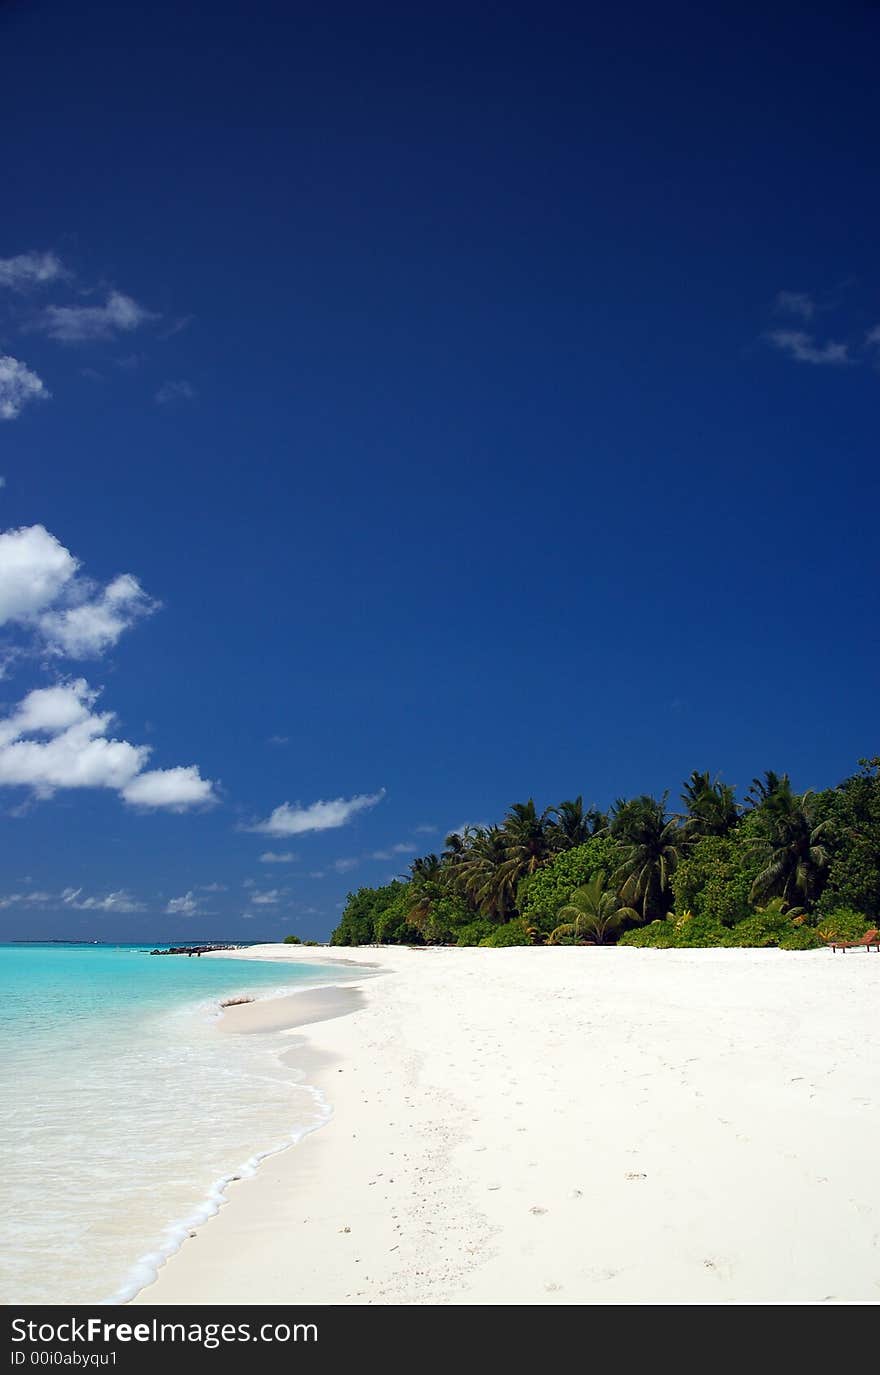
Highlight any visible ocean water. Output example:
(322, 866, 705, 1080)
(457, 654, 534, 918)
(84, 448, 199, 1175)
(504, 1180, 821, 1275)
(0, 944, 354, 1306)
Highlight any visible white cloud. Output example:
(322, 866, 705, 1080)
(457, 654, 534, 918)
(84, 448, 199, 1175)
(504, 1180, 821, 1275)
(200, 882, 227, 892)
(0, 251, 65, 291)
(866, 326, 880, 347)
(0, 356, 50, 420)
(766, 330, 849, 366)
(0, 890, 52, 908)
(0, 525, 75, 623)
(259, 851, 297, 863)
(774, 291, 815, 320)
(155, 380, 195, 405)
(0, 524, 156, 658)
(249, 889, 282, 905)
(333, 858, 359, 873)
(61, 886, 144, 912)
(0, 679, 216, 811)
(122, 766, 215, 812)
(165, 891, 199, 916)
(251, 789, 386, 836)
(370, 842, 416, 860)
(40, 291, 155, 343)
(38, 573, 155, 658)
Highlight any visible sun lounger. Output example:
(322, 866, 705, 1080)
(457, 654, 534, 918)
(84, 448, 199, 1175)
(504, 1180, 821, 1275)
(827, 927, 880, 953)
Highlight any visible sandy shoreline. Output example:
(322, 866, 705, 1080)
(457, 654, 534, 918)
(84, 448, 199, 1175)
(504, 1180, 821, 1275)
(132, 945, 880, 1305)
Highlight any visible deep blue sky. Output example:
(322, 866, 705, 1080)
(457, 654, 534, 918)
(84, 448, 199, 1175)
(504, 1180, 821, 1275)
(1, 1, 878, 940)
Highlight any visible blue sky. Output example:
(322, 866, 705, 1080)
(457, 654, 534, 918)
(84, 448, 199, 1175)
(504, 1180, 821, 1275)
(1, 1, 878, 941)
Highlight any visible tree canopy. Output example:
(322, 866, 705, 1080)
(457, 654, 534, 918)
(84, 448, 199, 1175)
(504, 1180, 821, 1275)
(329, 761, 880, 949)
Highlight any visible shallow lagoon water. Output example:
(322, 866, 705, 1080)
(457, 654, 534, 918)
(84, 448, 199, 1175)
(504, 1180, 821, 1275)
(0, 944, 349, 1304)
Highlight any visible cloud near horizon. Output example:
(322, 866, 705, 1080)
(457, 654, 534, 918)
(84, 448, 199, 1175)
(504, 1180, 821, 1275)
(61, 887, 144, 913)
(250, 789, 386, 836)
(0, 524, 157, 658)
(0, 679, 216, 811)
(165, 891, 200, 916)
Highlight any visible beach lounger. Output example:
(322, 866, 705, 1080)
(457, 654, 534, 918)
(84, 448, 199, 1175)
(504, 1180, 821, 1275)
(827, 927, 880, 953)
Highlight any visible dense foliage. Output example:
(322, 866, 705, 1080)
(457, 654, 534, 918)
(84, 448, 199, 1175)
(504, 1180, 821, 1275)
(329, 764, 880, 949)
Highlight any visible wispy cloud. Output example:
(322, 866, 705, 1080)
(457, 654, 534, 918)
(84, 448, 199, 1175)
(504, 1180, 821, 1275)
(267, 735, 289, 747)
(369, 842, 417, 861)
(165, 891, 200, 916)
(333, 857, 359, 873)
(766, 330, 849, 366)
(249, 889, 282, 905)
(61, 886, 144, 913)
(0, 251, 66, 291)
(259, 851, 297, 864)
(200, 882, 227, 892)
(774, 290, 815, 321)
(155, 380, 195, 406)
(39, 291, 156, 344)
(0, 356, 50, 420)
(250, 789, 386, 837)
(0, 890, 53, 909)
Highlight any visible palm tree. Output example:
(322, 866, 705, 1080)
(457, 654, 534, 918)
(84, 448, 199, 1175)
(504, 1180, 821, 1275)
(746, 770, 788, 809)
(747, 783, 832, 907)
(457, 826, 516, 921)
(548, 872, 639, 945)
(502, 799, 552, 870)
(679, 771, 739, 842)
(547, 796, 605, 850)
(491, 799, 554, 900)
(610, 794, 684, 920)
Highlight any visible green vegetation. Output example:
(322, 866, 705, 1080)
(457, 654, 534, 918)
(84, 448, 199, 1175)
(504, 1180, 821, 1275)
(283, 934, 301, 944)
(329, 761, 880, 949)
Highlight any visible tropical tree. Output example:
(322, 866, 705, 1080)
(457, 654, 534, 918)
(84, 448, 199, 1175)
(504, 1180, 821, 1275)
(547, 796, 604, 851)
(679, 771, 739, 841)
(488, 799, 555, 901)
(610, 794, 684, 920)
(747, 782, 832, 907)
(457, 826, 517, 921)
(745, 770, 788, 809)
(549, 872, 639, 945)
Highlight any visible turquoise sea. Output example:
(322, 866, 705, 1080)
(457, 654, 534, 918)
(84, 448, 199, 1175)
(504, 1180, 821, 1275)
(0, 944, 351, 1305)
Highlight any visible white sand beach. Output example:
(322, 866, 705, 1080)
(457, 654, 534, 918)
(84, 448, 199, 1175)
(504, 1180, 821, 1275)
(133, 945, 880, 1305)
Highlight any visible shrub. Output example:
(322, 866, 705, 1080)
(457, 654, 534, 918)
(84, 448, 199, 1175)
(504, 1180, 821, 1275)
(671, 834, 759, 928)
(479, 918, 532, 947)
(283, 934, 301, 944)
(619, 920, 677, 948)
(671, 910, 728, 947)
(518, 837, 617, 934)
(454, 918, 496, 947)
(778, 927, 822, 951)
(816, 907, 872, 943)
